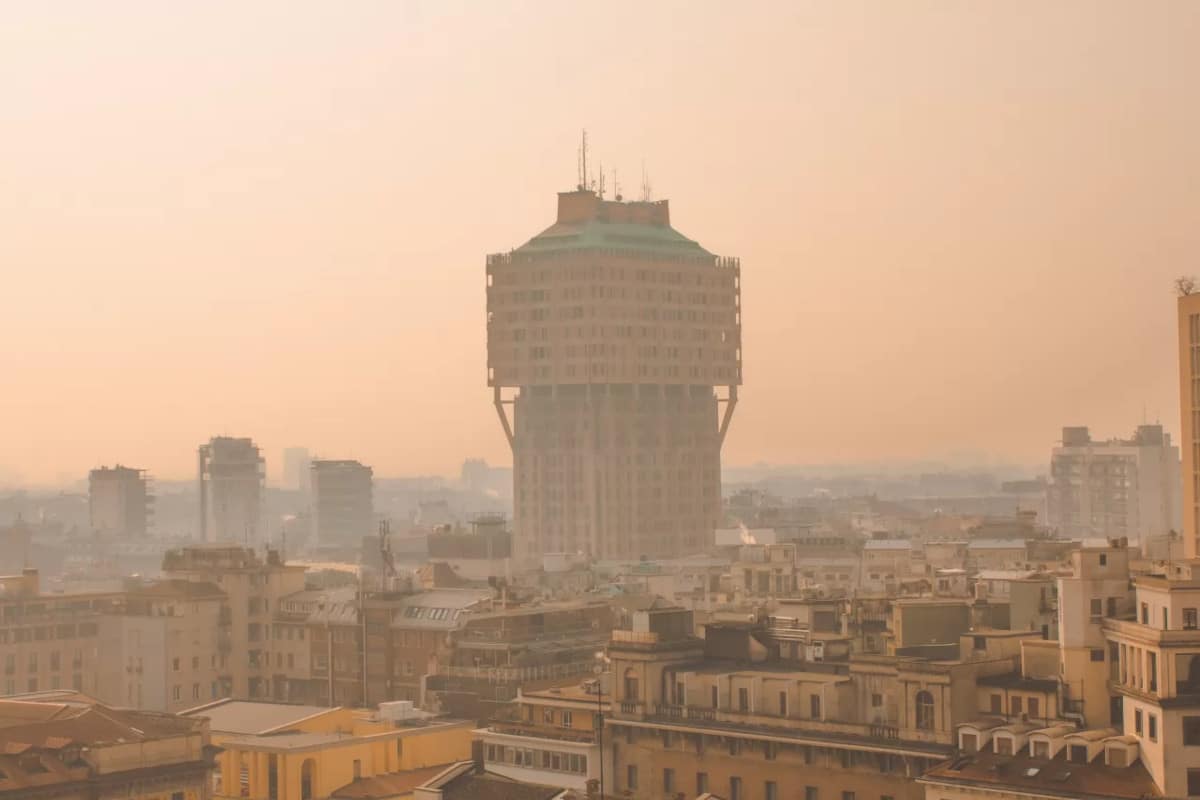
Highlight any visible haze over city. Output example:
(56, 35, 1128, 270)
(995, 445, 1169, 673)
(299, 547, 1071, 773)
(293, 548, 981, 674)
(3, 1, 1198, 486)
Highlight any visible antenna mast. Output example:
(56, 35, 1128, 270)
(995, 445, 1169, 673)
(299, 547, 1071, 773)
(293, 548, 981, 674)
(577, 129, 588, 191)
(641, 161, 652, 202)
(598, 159, 605, 199)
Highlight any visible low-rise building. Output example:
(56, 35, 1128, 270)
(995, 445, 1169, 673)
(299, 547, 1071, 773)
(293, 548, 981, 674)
(0, 693, 215, 800)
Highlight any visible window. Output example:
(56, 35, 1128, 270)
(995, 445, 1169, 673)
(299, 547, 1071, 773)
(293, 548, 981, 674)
(626, 765, 637, 791)
(1150, 651, 1158, 692)
(765, 742, 777, 761)
(1099, 554, 1107, 566)
(1187, 609, 1199, 630)
(1069, 745, 1088, 764)
(738, 687, 749, 711)
(1142, 603, 1150, 624)
(990, 694, 1002, 713)
(173, 685, 181, 701)
(1184, 717, 1200, 745)
(1028, 697, 1040, 718)
(1189, 769, 1200, 797)
(173, 657, 180, 672)
(766, 781, 778, 800)
(810, 694, 822, 718)
(561, 710, 573, 728)
(663, 768, 674, 793)
(1107, 597, 1118, 617)
(1149, 714, 1158, 742)
(872, 693, 883, 708)
(915, 691, 935, 730)
(1090, 649, 1105, 662)
(730, 776, 742, 800)
(1011, 696, 1022, 715)
(1135, 708, 1143, 735)
(843, 792, 856, 800)
(1090, 598, 1103, 619)
(1165, 608, 1170, 630)
(779, 691, 788, 716)
(697, 773, 708, 794)
(711, 685, 718, 707)
(353, 760, 361, 779)
(806, 788, 819, 800)
(1033, 741, 1049, 759)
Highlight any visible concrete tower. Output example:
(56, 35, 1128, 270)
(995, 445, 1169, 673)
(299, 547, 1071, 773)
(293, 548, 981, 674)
(198, 436, 265, 543)
(487, 187, 741, 567)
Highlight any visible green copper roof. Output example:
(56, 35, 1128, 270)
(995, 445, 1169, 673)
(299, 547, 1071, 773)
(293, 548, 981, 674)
(514, 220, 713, 258)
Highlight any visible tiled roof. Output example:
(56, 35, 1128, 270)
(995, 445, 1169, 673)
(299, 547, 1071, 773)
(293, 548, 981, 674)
(920, 749, 1160, 799)
(181, 700, 333, 734)
(331, 765, 452, 799)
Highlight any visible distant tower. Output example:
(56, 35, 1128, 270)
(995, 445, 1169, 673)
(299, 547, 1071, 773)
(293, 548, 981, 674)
(283, 447, 312, 493)
(486, 180, 741, 567)
(198, 436, 265, 543)
(89, 465, 153, 537)
(310, 459, 374, 547)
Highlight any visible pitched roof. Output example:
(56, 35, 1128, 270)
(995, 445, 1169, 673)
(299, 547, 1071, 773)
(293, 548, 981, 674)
(331, 765, 452, 799)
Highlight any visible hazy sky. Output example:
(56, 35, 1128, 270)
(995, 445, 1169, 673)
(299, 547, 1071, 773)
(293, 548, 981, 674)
(3, 1, 1198, 486)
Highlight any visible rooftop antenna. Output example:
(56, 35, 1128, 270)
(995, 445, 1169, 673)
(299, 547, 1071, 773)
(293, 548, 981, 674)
(598, 158, 606, 199)
(577, 129, 588, 191)
(641, 160, 652, 202)
(613, 167, 622, 202)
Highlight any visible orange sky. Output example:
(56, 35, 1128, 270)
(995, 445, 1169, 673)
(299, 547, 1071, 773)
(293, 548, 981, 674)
(2, 1, 1198, 486)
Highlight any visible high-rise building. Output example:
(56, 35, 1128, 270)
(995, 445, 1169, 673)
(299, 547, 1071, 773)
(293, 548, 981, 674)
(1046, 425, 1181, 548)
(1180, 292, 1200, 558)
(198, 436, 264, 543)
(487, 187, 741, 566)
(310, 459, 373, 546)
(282, 446, 312, 493)
(88, 464, 153, 537)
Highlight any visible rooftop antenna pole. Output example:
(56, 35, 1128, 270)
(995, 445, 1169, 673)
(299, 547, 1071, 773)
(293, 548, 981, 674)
(641, 160, 652, 202)
(598, 158, 605, 199)
(580, 129, 588, 192)
(614, 168, 622, 202)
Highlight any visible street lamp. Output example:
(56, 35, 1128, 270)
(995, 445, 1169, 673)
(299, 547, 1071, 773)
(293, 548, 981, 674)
(593, 651, 610, 799)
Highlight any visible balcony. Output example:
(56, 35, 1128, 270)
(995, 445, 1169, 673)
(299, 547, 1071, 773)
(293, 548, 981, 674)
(484, 721, 598, 745)
(621, 703, 951, 753)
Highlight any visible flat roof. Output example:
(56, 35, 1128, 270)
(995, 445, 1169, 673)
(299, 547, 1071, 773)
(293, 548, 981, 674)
(181, 700, 334, 734)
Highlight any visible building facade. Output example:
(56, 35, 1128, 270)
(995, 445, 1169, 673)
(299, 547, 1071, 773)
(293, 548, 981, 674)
(198, 436, 265, 543)
(311, 460, 374, 547)
(88, 464, 152, 537)
(1047, 424, 1181, 548)
(487, 187, 741, 566)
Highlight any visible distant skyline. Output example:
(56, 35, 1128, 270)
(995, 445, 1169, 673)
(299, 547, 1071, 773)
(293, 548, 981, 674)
(2, 1, 1198, 486)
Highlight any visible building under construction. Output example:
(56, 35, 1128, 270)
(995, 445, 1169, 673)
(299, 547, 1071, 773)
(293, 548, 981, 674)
(487, 179, 741, 566)
(197, 436, 264, 543)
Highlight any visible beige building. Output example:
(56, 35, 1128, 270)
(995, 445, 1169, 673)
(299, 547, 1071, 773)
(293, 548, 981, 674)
(88, 464, 152, 536)
(162, 543, 307, 700)
(1047, 424, 1181, 549)
(311, 460, 374, 547)
(96, 579, 225, 713)
(0, 569, 115, 698)
(486, 186, 741, 566)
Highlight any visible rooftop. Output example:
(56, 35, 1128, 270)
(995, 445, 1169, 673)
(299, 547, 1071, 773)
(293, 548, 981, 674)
(181, 700, 334, 735)
(920, 749, 1160, 800)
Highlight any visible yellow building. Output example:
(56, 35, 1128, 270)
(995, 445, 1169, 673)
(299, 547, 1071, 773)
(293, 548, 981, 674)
(183, 700, 473, 800)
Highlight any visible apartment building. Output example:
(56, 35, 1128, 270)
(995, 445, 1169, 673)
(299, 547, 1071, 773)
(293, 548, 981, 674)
(198, 436, 265, 543)
(1047, 424, 1182, 547)
(88, 464, 152, 536)
(604, 604, 1014, 800)
(96, 579, 225, 713)
(0, 569, 116, 698)
(311, 460, 374, 547)
(162, 543, 307, 700)
(476, 681, 609, 792)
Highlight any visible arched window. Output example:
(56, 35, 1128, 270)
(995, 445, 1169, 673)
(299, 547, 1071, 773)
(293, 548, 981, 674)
(915, 691, 935, 730)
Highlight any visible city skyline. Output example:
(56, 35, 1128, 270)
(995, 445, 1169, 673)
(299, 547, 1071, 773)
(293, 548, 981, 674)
(3, 2, 1198, 486)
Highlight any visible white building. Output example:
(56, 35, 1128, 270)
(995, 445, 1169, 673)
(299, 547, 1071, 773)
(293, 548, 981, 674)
(1047, 425, 1182, 551)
